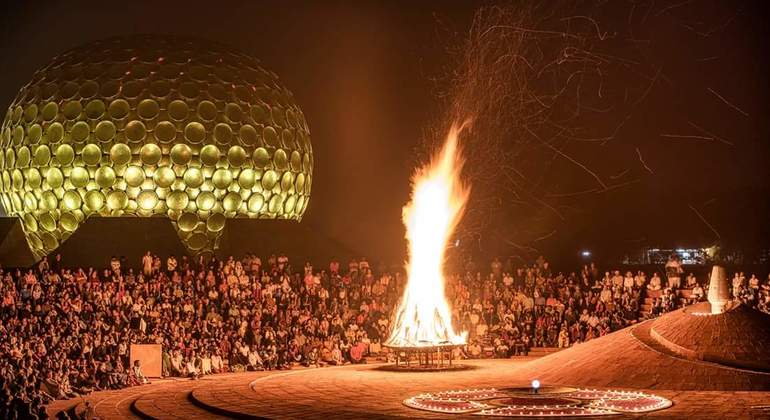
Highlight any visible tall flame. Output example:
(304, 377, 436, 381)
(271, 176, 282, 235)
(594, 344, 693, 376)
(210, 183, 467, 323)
(385, 121, 470, 348)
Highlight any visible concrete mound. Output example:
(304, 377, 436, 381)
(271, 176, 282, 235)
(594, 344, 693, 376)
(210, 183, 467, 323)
(650, 302, 770, 371)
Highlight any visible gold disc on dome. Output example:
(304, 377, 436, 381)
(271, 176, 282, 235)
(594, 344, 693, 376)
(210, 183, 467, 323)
(124, 165, 145, 187)
(261, 170, 278, 190)
(290, 150, 302, 172)
(197, 101, 217, 121)
(12, 126, 24, 146)
(268, 194, 284, 213)
(27, 124, 42, 144)
(101, 80, 120, 97)
(304, 174, 312, 194)
(183, 167, 204, 188)
(247, 193, 264, 213)
(70, 167, 90, 188)
(222, 192, 242, 212)
(227, 145, 248, 168)
(281, 129, 295, 149)
(94, 120, 116, 142)
(23, 213, 37, 232)
(263, 126, 279, 147)
(38, 212, 56, 232)
(273, 149, 288, 171)
(184, 122, 206, 143)
(155, 121, 176, 143)
(23, 192, 37, 211)
(12, 170, 23, 191)
(26, 168, 42, 189)
(41, 191, 58, 211)
(170, 144, 192, 166)
(84, 99, 106, 119)
(213, 123, 232, 144)
(33, 145, 51, 166)
(71, 121, 90, 142)
(211, 169, 232, 190)
(79, 80, 99, 99)
(280, 171, 294, 192)
(84, 190, 105, 211)
(167, 100, 189, 121)
(296, 195, 305, 214)
(200, 144, 220, 166)
(284, 194, 297, 214)
(225, 103, 242, 122)
(16, 146, 30, 168)
(153, 167, 176, 188)
(60, 212, 79, 232)
(137, 190, 158, 210)
(206, 212, 226, 232)
(109, 143, 132, 166)
(95, 166, 116, 188)
(252, 147, 270, 168)
(22, 104, 38, 123)
(150, 79, 171, 98)
(106, 190, 128, 210)
(166, 190, 189, 211)
(239, 124, 258, 146)
(63, 100, 83, 120)
(140, 143, 162, 165)
(125, 120, 147, 143)
(28, 233, 42, 250)
(108, 99, 130, 119)
(4, 150, 15, 169)
(62, 190, 81, 210)
(137, 99, 160, 120)
(295, 173, 305, 193)
(55, 144, 75, 166)
(177, 212, 198, 232)
(82, 144, 102, 166)
(251, 103, 269, 124)
(41, 102, 58, 122)
(195, 191, 216, 211)
(45, 167, 64, 189)
(238, 169, 256, 189)
(40, 232, 58, 251)
(180, 82, 200, 100)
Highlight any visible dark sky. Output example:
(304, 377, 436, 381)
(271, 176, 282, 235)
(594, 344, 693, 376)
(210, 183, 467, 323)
(1, 1, 768, 264)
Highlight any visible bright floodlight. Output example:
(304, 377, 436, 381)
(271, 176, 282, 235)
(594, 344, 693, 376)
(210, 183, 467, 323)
(531, 379, 540, 390)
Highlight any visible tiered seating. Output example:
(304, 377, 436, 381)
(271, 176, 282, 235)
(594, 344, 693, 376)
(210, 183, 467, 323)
(639, 288, 699, 319)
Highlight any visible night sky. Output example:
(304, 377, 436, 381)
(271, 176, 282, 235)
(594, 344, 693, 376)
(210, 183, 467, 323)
(1, 1, 768, 264)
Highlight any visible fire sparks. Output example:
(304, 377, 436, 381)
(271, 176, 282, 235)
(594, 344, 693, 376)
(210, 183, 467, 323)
(385, 121, 470, 348)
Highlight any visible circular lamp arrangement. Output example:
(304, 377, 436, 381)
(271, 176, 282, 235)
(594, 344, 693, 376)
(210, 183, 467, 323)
(403, 385, 672, 417)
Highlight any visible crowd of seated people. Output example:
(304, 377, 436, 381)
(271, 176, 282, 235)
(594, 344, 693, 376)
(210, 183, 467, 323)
(0, 251, 768, 419)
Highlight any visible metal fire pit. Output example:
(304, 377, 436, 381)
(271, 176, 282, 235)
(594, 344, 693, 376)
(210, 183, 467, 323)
(379, 343, 473, 372)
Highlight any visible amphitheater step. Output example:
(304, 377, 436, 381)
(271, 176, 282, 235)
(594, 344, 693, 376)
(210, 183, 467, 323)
(131, 384, 232, 420)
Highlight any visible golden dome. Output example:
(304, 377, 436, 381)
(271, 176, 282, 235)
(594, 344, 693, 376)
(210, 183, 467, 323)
(0, 35, 313, 259)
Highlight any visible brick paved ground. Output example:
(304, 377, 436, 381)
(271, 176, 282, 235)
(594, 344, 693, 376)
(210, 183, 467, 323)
(46, 356, 770, 419)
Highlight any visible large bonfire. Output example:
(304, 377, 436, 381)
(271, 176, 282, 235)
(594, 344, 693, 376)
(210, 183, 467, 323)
(385, 122, 470, 348)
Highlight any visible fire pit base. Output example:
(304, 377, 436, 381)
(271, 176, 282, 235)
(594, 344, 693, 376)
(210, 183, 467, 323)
(376, 363, 475, 372)
(381, 344, 469, 372)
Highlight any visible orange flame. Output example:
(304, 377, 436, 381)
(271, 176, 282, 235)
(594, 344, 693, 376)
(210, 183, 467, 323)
(385, 121, 470, 347)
